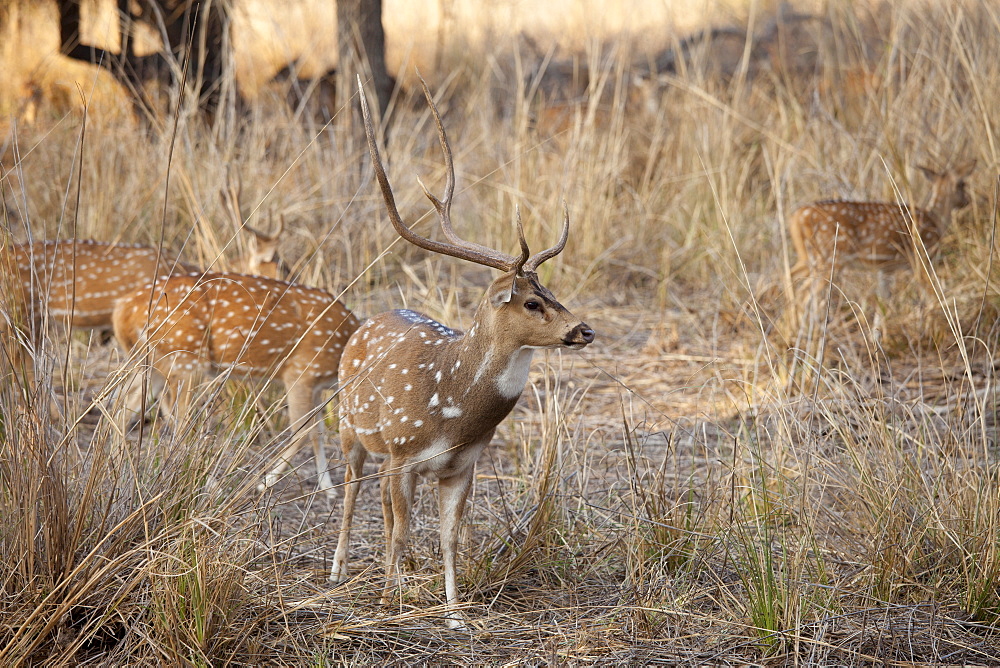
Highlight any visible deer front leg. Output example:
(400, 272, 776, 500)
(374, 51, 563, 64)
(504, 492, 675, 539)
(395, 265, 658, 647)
(1, 318, 36, 393)
(150, 351, 212, 438)
(263, 380, 334, 496)
(381, 465, 416, 606)
(3, 314, 65, 419)
(115, 361, 166, 432)
(330, 433, 366, 583)
(438, 465, 476, 629)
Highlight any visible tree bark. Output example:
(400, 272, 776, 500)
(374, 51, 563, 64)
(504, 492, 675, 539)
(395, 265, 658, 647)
(337, 0, 393, 127)
(56, 0, 235, 119)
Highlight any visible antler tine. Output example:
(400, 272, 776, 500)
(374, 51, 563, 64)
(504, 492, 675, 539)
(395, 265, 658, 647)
(222, 169, 244, 228)
(524, 201, 570, 272)
(416, 76, 457, 245)
(242, 202, 277, 240)
(243, 220, 265, 237)
(512, 206, 530, 276)
(359, 75, 518, 272)
(414, 75, 525, 265)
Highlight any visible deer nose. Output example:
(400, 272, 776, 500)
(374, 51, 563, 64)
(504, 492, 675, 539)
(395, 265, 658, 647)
(567, 323, 595, 346)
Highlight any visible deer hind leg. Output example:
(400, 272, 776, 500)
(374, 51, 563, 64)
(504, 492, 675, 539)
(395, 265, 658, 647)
(262, 379, 334, 495)
(381, 464, 416, 606)
(379, 459, 394, 544)
(330, 430, 366, 583)
(116, 356, 167, 432)
(438, 465, 476, 629)
(871, 269, 891, 345)
(788, 258, 820, 332)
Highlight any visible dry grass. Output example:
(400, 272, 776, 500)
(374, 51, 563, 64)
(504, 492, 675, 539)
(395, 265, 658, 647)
(3, 0, 1000, 664)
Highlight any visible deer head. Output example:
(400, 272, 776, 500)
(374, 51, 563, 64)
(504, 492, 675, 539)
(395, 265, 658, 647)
(222, 172, 291, 280)
(918, 159, 976, 229)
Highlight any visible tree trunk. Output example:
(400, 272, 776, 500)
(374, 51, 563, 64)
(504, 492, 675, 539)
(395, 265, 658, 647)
(56, 0, 236, 120)
(337, 0, 393, 128)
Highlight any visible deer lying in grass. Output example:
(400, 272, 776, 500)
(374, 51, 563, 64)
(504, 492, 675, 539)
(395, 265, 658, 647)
(1, 239, 195, 389)
(788, 160, 976, 333)
(112, 268, 360, 495)
(330, 79, 595, 629)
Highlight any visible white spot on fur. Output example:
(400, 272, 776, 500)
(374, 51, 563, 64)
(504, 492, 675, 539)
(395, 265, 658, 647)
(473, 350, 494, 386)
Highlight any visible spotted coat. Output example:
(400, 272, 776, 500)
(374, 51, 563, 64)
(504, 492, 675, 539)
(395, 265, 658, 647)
(789, 161, 975, 277)
(112, 271, 360, 495)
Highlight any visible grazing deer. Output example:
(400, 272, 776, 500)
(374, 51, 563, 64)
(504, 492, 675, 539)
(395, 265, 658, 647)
(221, 175, 292, 280)
(112, 270, 360, 495)
(788, 161, 976, 332)
(330, 79, 595, 629)
(242, 215, 290, 280)
(1, 239, 195, 388)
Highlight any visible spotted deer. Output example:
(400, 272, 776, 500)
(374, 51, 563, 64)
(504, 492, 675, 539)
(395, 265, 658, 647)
(788, 161, 976, 331)
(1, 239, 195, 388)
(243, 215, 289, 280)
(221, 174, 291, 280)
(112, 270, 359, 494)
(330, 79, 595, 629)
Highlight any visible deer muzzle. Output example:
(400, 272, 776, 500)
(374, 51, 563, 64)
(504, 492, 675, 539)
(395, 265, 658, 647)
(564, 323, 595, 349)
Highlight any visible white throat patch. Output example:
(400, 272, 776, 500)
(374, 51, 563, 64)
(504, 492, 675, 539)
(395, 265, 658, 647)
(495, 348, 535, 399)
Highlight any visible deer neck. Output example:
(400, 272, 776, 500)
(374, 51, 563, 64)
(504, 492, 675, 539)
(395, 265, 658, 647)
(434, 304, 536, 407)
(924, 187, 952, 235)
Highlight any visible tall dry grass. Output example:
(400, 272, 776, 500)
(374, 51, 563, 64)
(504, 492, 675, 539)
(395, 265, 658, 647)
(2, 0, 1000, 663)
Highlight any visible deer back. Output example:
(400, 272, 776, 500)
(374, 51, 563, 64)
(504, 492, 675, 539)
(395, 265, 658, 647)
(789, 200, 942, 267)
(114, 272, 359, 384)
(790, 161, 976, 272)
(8, 240, 193, 329)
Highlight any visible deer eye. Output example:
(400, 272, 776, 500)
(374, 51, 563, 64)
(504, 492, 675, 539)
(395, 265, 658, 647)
(524, 300, 542, 311)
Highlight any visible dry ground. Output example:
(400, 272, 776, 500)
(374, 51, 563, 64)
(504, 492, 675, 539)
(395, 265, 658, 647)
(3, 0, 1000, 664)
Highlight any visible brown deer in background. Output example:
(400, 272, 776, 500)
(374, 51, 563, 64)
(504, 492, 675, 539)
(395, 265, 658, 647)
(788, 160, 976, 333)
(112, 270, 359, 495)
(330, 79, 595, 629)
(1, 239, 196, 390)
(242, 215, 289, 280)
(220, 175, 292, 280)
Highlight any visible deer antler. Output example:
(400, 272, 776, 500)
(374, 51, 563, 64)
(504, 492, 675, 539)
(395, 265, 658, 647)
(243, 207, 284, 241)
(524, 202, 570, 272)
(222, 169, 245, 228)
(359, 75, 529, 273)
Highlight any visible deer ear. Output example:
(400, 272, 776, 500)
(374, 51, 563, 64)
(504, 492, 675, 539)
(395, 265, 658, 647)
(489, 274, 516, 305)
(492, 286, 513, 305)
(917, 165, 938, 180)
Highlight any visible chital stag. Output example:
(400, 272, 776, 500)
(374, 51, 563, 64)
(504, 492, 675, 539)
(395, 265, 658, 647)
(789, 161, 976, 330)
(1, 239, 195, 387)
(221, 175, 291, 280)
(112, 270, 359, 495)
(330, 79, 595, 629)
